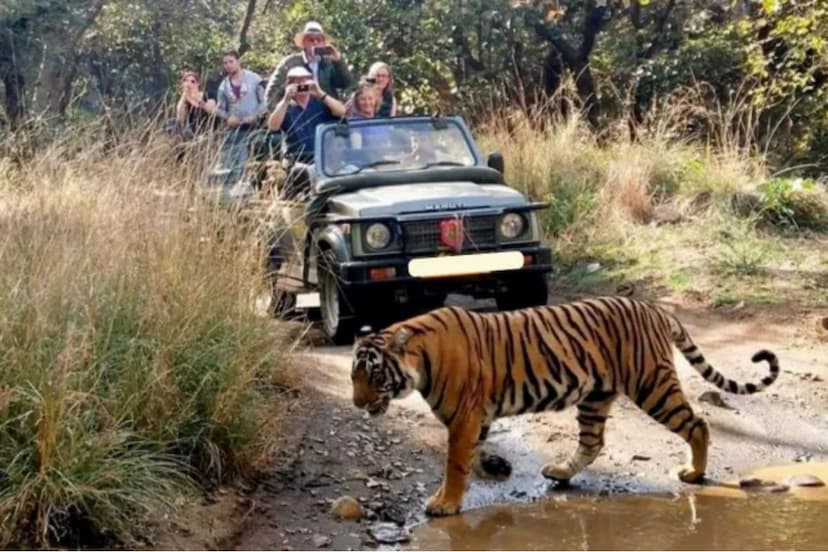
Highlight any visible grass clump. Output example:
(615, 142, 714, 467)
(0, 123, 293, 547)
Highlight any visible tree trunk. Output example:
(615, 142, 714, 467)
(571, 59, 599, 127)
(238, 0, 257, 55)
(30, 0, 107, 117)
(31, 39, 74, 115)
(1, 67, 25, 129)
(534, 4, 611, 127)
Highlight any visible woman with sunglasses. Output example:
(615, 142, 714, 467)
(367, 61, 397, 118)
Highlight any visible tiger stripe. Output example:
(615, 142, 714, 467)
(350, 296, 780, 517)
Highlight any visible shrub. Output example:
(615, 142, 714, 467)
(758, 177, 828, 231)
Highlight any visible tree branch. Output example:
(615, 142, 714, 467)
(631, 0, 644, 29)
(533, 21, 578, 66)
(643, 0, 677, 59)
(239, 0, 257, 56)
(578, 4, 611, 60)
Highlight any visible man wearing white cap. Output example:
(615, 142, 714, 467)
(264, 21, 355, 108)
(267, 65, 346, 163)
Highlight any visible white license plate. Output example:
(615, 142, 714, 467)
(408, 251, 525, 278)
(296, 292, 321, 308)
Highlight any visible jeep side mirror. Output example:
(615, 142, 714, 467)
(487, 152, 505, 174)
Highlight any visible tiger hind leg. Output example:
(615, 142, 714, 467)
(542, 392, 616, 482)
(631, 365, 710, 483)
(472, 424, 512, 481)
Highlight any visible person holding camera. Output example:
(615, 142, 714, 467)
(264, 21, 355, 108)
(267, 66, 346, 163)
(174, 70, 218, 136)
(262, 66, 347, 290)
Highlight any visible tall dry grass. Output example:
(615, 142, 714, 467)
(475, 85, 776, 266)
(476, 84, 827, 305)
(0, 121, 293, 547)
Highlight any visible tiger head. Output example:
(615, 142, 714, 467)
(350, 325, 419, 417)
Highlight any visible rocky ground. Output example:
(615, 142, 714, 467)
(156, 297, 828, 551)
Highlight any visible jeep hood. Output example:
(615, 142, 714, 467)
(327, 182, 528, 217)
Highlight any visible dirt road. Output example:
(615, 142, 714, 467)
(159, 300, 828, 550)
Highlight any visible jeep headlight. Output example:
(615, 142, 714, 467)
(364, 222, 392, 249)
(499, 213, 525, 240)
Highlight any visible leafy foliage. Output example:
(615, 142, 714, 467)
(1, 0, 827, 166)
(758, 177, 828, 231)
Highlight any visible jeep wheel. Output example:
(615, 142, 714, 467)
(495, 273, 549, 311)
(317, 249, 359, 345)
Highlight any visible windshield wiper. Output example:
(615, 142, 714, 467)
(418, 161, 467, 169)
(350, 159, 402, 174)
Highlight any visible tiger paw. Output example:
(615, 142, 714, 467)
(475, 453, 512, 481)
(677, 464, 705, 484)
(425, 492, 461, 517)
(541, 462, 574, 482)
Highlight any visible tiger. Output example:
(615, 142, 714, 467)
(349, 296, 780, 517)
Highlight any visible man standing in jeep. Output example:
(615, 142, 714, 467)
(213, 50, 267, 187)
(264, 21, 355, 108)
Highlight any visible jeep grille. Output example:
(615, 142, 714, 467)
(403, 215, 497, 253)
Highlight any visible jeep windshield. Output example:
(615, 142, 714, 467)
(318, 118, 478, 177)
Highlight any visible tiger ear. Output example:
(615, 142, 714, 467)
(390, 327, 412, 353)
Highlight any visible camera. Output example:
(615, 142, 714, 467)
(365, 77, 377, 84)
(297, 84, 309, 92)
(314, 45, 334, 56)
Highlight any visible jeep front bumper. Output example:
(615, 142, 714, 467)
(337, 244, 552, 288)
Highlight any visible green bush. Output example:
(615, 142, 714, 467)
(758, 177, 828, 231)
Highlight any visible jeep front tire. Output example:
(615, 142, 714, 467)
(317, 248, 360, 345)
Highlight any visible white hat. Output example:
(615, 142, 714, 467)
(286, 66, 313, 80)
(294, 21, 332, 48)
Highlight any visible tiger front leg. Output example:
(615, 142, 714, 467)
(425, 415, 480, 517)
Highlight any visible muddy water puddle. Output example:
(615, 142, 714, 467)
(406, 464, 828, 550)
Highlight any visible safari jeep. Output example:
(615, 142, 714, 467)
(263, 115, 553, 344)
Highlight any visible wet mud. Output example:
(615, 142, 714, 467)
(407, 464, 828, 551)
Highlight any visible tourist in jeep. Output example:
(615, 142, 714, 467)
(266, 66, 346, 200)
(264, 21, 355, 107)
(213, 50, 267, 186)
(366, 61, 397, 117)
(345, 79, 389, 149)
(267, 66, 346, 163)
